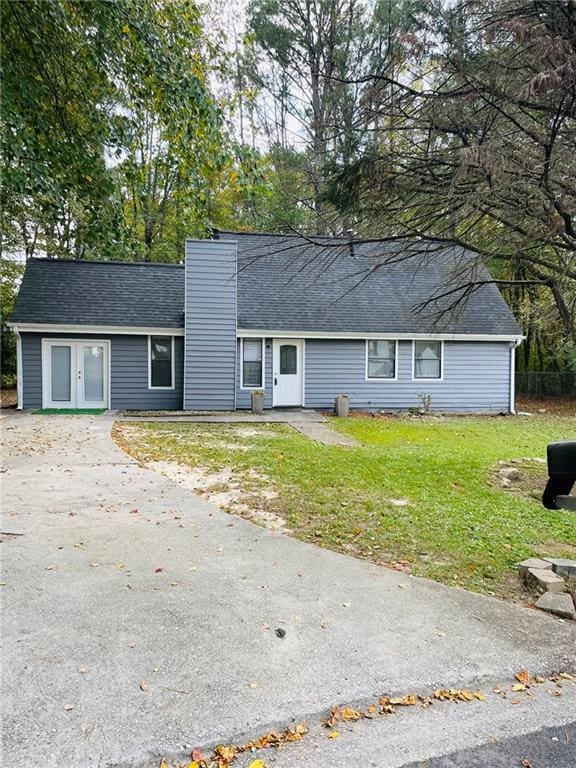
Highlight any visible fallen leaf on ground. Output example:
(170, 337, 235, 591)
(389, 694, 417, 706)
(139, 681, 149, 692)
(433, 689, 485, 702)
(248, 760, 267, 768)
(515, 669, 531, 686)
(285, 722, 308, 741)
(512, 683, 526, 692)
(154, 567, 163, 573)
(324, 705, 363, 726)
(379, 696, 396, 714)
(239, 722, 308, 752)
(214, 744, 237, 764)
(327, 731, 340, 739)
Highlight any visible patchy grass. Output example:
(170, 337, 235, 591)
(113, 414, 576, 601)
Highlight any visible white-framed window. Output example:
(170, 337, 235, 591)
(413, 340, 443, 380)
(241, 337, 264, 389)
(366, 339, 397, 380)
(148, 335, 175, 389)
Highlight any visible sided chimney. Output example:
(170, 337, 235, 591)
(183, 238, 237, 410)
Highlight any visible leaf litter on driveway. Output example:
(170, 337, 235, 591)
(157, 671, 576, 768)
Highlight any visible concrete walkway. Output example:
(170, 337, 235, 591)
(119, 407, 360, 446)
(119, 408, 326, 423)
(1, 414, 575, 768)
(290, 420, 359, 446)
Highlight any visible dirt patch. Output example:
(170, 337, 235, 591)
(0, 389, 17, 409)
(516, 397, 576, 417)
(490, 458, 548, 502)
(533, 540, 576, 557)
(233, 427, 277, 439)
(145, 460, 288, 533)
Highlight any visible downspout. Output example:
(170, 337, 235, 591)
(14, 327, 23, 409)
(510, 338, 522, 415)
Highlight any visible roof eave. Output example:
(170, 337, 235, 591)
(7, 322, 185, 336)
(237, 328, 525, 341)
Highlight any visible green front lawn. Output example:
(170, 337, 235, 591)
(114, 414, 576, 600)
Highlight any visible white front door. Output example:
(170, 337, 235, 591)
(42, 340, 109, 409)
(273, 339, 304, 406)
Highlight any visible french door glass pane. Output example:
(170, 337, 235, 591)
(83, 346, 104, 401)
(51, 346, 71, 401)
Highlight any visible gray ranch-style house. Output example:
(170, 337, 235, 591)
(9, 231, 523, 413)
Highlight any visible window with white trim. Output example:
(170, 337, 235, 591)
(149, 335, 174, 388)
(242, 338, 263, 388)
(367, 340, 396, 379)
(414, 341, 442, 379)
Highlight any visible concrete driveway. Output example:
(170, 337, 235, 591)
(1, 414, 575, 768)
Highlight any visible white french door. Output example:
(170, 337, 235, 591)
(272, 339, 304, 406)
(42, 340, 110, 409)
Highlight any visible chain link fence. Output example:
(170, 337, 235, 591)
(515, 371, 576, 398)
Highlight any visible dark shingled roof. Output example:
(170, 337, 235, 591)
(231, 231, 522, 335)
(10, 258, 185, 328)
(10, 232, 522, 336)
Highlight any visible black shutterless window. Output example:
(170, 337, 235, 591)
(150, 336, 173, 388)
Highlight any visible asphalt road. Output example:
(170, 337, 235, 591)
(402, 723, 576, 768)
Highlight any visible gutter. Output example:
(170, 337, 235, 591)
(14, 326, 23, 410)
(510, 338, 523, 415)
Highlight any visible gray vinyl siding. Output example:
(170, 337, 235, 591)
(304, 339, 512, 412)
(235, 338, 273, 409)
(20, 332, 183, 410)
(184, 240, 237, 410)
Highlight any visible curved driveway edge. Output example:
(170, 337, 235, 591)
(1, 414, 574, 767)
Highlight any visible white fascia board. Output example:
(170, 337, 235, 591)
(8, 323, 184, 336)
(237, 329, 525, 342)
